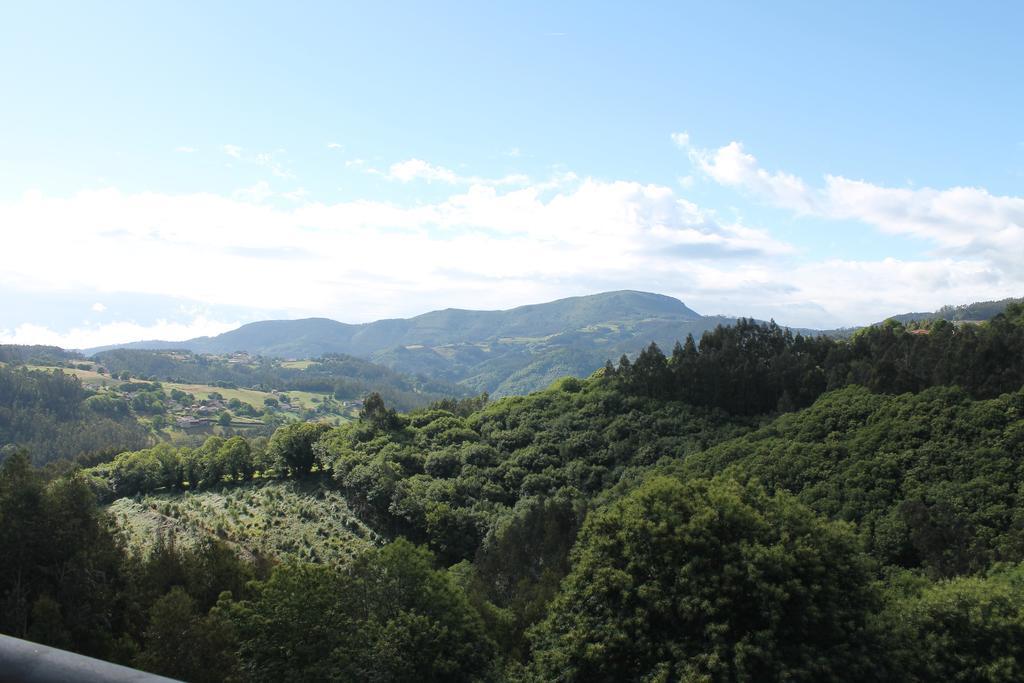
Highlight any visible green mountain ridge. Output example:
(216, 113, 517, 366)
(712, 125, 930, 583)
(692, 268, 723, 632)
(88, 290, 701, 352)
(84, 291, 764, 396)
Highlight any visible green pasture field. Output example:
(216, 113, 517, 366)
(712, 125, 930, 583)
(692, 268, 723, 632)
(28, 365, 111, 387)
(280, 359, 316, 369)
(26, 364, 341, 413)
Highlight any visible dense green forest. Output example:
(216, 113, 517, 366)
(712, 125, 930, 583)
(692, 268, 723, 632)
(3, 305, 1024, 681)
(0, 344, 83, 366)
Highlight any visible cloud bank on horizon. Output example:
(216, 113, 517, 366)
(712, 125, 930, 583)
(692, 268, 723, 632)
(1, 133, 1021, 349)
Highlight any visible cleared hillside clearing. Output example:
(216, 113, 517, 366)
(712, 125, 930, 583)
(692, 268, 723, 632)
(109, 478, 379, 565)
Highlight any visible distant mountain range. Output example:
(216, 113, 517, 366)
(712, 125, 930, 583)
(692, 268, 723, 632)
(86, 291, 757, 396)
(85, 291, 1023, 397)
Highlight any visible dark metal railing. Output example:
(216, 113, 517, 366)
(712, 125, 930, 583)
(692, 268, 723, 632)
(0, 634, 181, 683)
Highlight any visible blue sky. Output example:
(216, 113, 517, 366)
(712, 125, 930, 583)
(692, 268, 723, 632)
(1, 1, 1022, 347)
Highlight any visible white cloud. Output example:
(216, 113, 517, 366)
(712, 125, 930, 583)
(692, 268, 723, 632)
(697, 256, 1006, 328)
(382, 158, 530, 187)
(0, 175, 803, 333)
(91, 302, 106, 313)
(232, 181, 274, 202)
(690, 141, 817, 213)
(670, 131, 690, 148)
(281, 187, 309, 202)
(689, 139, 1024, 276)
(820, 177, 1024, 256)
(388, 158, 460, 184)
(326, 142, 344, 150)
(0, 315, 240, 350)
(254, 152, 294, 179)
(4, 148, 1022, 341)
(175, 146, 196, 153)
(222, 145, 294, 179)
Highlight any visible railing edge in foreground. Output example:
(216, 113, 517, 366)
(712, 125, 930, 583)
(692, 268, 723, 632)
(0, 633, 182, 683)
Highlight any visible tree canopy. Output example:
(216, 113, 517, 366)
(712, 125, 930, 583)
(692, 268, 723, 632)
(527, 476, 888, 682)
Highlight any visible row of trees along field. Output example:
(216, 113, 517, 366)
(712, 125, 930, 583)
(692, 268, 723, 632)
(2, 305, 1024, 681)
(92, 349, 465, 411)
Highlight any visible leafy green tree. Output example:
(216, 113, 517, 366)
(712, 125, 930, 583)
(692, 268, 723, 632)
(26, 594, 72, 650)
(131, 390, 166, 415)
(473, 492, 586, 660)
(361, 391, 400, 430)
(0, 452, 125, 659)
(83, 393, 130, 418)
(218, 436, 253, 481)
(134, 586, 240, 683)
(882, 565, 1024, 682)
(230, 539, 495, 682)
(228, 562, 347, 682)
(267, 422, 332, 476)
(193, 436, 227, 486)
(109, 446, 181, 497)
(527, 476, 889, 682)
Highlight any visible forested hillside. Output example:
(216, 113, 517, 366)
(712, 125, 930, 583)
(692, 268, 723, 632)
(883, 296, 1024, 325)
(92, 348, 466, 410)
(0, 365, 149, 465)
(676, 384, 1024, 576)
(0, 344, 83, 365)
(0, 345, 466, 466)
(2, 304, 1024, 681)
